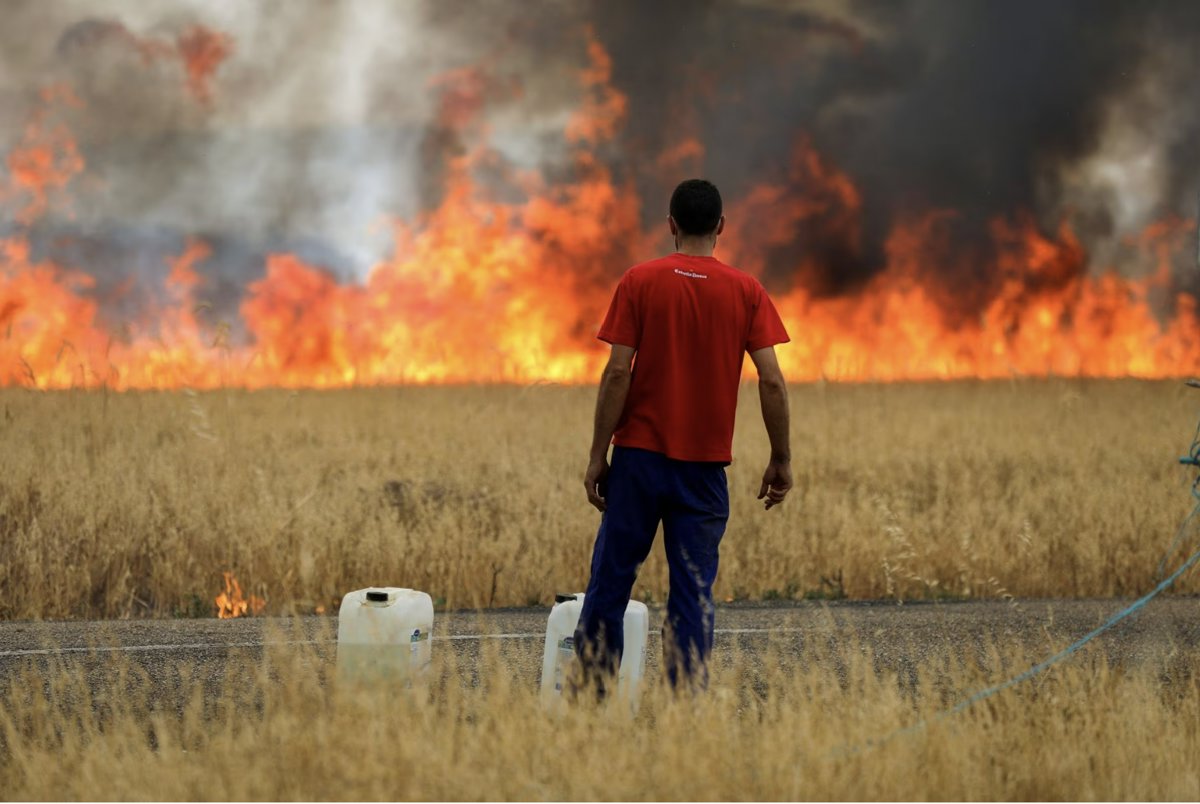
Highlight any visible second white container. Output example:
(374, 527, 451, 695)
(539, 592, 648, 711)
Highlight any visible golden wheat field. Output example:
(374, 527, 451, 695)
(4, 379, 1200, 801)
(2, 624, 1199, 800)
(2, 379, 1200, 620)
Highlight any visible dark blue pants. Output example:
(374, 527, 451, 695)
(574, 446, 729, 690)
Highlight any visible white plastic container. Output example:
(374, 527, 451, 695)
(337, 587, 434, 683)
(539, 592, 648, 711)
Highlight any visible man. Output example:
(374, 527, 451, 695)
(575, 178, 793, 693)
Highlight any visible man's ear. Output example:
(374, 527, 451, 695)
(668, 215, 679, 237)
(715, 215, 726, 236)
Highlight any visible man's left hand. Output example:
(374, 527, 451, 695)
(584, 456, 609, 512)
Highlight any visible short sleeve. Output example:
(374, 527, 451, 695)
(746, 283, 790, 352)
(597, 273, 639, 348)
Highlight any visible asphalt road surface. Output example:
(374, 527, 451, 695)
(2, 598, 1197, 694)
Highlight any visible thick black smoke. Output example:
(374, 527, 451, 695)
(587, 0, 1200, 300)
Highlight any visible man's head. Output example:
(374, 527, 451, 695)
(668, 179, 724, 244)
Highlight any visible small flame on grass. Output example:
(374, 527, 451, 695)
(215, 570, 265, 619)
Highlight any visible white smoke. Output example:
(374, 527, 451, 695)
(1052, 15, 1200, 278)
(0, 0, 591, 279)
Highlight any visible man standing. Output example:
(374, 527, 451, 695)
(576, 178, 793, 693)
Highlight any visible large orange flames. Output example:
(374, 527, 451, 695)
(2, 31, 1198, 389)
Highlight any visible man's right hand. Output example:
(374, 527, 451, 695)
(757, 459, 793, 510)
(584, 455, 610, 512)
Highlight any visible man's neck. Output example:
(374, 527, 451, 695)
(675, 237, 716, 257)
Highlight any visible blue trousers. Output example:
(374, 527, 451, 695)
(574, 446, 730, 689)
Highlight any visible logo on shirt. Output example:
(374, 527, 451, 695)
(674, 268, 708, 279)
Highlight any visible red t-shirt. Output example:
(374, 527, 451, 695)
(597, 253, 790, 463)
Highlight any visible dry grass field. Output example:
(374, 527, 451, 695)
(2, 629, 1198, 800)
(4, 380, 1200, 801)
(2, 379, 1199, 620)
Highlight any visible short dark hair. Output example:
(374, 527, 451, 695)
(669, 179, 722, 236)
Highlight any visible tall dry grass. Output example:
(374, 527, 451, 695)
(1, 628, 1198, 800)
(1, 380, 1198, 619)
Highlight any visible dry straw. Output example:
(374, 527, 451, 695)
(1, 621, 1198, 799)
(1, 380, 1198, 618)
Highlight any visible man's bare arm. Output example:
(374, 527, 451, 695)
(749, 345, 792, 510)
(584, 344, 636, 511)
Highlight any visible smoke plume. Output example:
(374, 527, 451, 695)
(2, 0, 1200, 328)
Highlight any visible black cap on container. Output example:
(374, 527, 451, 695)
(554, 593, 577, 604)
(366, 590, 389, 602)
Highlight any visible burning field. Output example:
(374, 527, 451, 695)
(3, 1, 1200, 610)
(2, 2, 1200, 388)
(5, 4, 1200, 799)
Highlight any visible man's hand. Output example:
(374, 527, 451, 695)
(749, 346, 791, 510)
(757, 459, 793, 510)
(584, 344, 633, 513)
(584, 455, 609, 512)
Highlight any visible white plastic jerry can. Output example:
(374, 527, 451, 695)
(337, 587, 434, 683)
(539, 592, 649, 711)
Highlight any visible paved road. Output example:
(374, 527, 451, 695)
(2, 598, 1197, 692)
